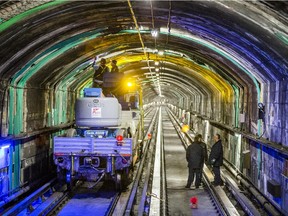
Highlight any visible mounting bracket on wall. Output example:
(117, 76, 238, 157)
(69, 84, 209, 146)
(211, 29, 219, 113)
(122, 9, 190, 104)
(258, 103, 265, 120)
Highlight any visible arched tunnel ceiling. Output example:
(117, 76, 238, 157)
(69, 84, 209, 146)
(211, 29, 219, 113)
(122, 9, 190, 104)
(0, 1, 287, 102)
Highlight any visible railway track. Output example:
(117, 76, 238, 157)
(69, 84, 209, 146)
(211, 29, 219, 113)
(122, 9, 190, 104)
(166, 106, 282, 216)
(114, 106, 230, 215)
(52, 182, 120, 216)
(163, 107, 225, 215)
(2, 178, 64, 216)
(1, 108, 159, 216)
(2, 105, 283, 216)
(112, 106, 160, 215)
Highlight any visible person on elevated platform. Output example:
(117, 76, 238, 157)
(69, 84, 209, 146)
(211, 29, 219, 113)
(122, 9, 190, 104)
(92, 58, 110, 88)
(102, 59, 124, 97)
(111, 59, 119, 73)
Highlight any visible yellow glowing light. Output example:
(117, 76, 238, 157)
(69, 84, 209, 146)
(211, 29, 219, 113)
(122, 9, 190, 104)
(127, 82, 133, 87)
(181, 124, 189, 133)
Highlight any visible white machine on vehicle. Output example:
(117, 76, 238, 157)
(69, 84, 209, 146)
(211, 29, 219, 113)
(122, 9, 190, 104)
(53, 88, 139, 190)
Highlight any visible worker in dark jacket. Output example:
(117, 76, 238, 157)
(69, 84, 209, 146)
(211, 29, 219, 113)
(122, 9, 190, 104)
(197, 134, 208, 184)
(185, 135, 204, 189)
(110, 59, 119, 73)
(208, 133, 223, 186)
(92, 58, 110, 87)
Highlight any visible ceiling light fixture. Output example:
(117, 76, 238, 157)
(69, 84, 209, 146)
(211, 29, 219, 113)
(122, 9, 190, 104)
(151, 29, 158, 37)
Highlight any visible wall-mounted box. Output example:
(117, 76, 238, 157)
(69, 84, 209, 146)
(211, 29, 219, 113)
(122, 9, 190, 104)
(267, 179, 281, 198)
(242, 150, 251, 169)
(283, 160, 288, 177)
(239, 113, 245, 123)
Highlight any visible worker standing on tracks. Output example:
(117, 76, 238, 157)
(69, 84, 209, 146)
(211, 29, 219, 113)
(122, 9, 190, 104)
(197, 134, 208, 185)
(209, 133, 223, 186)
(185, 134, 205, 189)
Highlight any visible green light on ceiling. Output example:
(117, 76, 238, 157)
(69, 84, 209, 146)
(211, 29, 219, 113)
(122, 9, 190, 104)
(275, 32, 288, 46)
(0, 1, 65, 33)
(11, 29, 105, 86)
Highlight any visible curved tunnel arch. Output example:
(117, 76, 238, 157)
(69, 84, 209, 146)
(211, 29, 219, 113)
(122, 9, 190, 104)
(1, 2, 288, 211)
(0, 1, 287, 142)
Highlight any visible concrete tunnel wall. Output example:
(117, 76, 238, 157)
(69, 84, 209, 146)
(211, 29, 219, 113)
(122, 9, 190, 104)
(0, 1, 287, 214)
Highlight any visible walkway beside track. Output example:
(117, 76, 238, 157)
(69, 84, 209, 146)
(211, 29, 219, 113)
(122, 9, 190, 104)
(162, 107, 218, 215)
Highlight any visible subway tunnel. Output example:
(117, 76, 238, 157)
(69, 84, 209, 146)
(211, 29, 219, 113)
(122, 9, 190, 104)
(0, 0, 288, 215)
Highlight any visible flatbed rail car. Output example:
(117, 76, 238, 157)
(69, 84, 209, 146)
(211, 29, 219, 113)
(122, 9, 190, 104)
(54, 136, 133, 189)
(53, 87, 140, 190)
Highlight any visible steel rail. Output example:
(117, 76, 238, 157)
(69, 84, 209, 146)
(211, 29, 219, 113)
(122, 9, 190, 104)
(160, 109, 167, 216)
(138, 129, 157, 215)
(2, 178, 59, 216)
(30, 191, 67, 216)
(223, 160, 281, 216)
(144, 107, 163, 215)
(105, 192, 121, 216)
(148, 106, 167, 216)
(0, 174, 55, 209)
(123, 108, 159, 215)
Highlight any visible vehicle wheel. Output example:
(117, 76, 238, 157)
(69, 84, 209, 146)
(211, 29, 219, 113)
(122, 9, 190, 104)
(57, 168, 67, 183)
(115, 172, 122, 191)
(66, 171, 75, 190)
(127, 167, 134, 184)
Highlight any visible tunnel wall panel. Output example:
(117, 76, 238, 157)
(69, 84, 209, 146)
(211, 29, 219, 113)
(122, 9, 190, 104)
(0, 92, 4, 136)
(21, 135, 50, 159)
(21, 152, 50, 184)
(0, 80, 9, 137)
(25, 88, 46, 132)
(23, 87, 76, 131)
(224, 101, 235, 126)
(264, 80, 288, 146)
(283, 129, 288, 148)
(19, 134, 52, 185)
(246, 87, 258, 136)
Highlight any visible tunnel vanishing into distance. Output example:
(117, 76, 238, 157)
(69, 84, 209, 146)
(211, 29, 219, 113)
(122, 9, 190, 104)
(0, 0, 287, 214)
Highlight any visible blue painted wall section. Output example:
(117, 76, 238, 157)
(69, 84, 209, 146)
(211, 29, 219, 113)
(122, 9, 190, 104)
(0, 138, 12, 200)
(250, 140, 288, 212)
